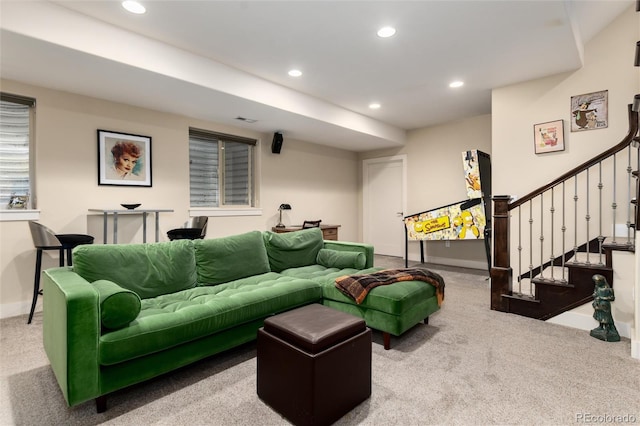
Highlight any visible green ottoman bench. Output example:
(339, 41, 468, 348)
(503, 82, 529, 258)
(285, 266, 445, 350)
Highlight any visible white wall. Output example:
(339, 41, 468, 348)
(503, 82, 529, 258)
(359, 114, 492, 269)
(0, 79, 359, 319)
(491, 6, 640, 354)
(492, 6, 639, 198)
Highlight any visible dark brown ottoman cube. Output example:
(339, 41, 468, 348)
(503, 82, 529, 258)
(257, 303, 371, 426)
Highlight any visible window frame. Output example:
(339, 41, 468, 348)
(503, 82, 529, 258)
(188, 128, 260, 216)
(0, 92, 39, 221)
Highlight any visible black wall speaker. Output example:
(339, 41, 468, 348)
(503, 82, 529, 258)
(271, 132, 283, 154)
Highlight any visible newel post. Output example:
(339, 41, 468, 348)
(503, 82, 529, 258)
(490, 195, 512, 311)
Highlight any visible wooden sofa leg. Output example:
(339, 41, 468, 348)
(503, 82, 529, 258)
(382, 332, 391, 350)
(424, 317, 429, 325)
(96, 395, 107, 413)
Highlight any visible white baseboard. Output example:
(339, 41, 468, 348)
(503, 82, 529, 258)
(0, 300, 37, 320)
(408, 254, 488, 271)
(631, 339, 640, 359)
(632, 339, 640, 360)
(547, 310, 631, 339)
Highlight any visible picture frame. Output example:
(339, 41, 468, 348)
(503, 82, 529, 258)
(7, 194, 29, 209)
(533, 119, 564, 154)
(570, 90, 608, 132)
(98, 129, 152, 187)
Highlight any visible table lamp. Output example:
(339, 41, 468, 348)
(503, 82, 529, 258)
(276, 203, 292, 228)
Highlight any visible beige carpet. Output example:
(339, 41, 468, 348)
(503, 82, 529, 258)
(1, 257, 638, 425)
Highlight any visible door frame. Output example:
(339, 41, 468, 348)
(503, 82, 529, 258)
(362, 154, 407, 253)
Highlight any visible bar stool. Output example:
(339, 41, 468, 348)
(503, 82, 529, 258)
(27, 221, 94, 324)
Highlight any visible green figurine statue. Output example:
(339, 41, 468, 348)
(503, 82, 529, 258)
(590, 274, 620, 342)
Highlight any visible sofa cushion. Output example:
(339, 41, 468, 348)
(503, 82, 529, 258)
(316, 248, 366, 270)
(263, 228, 324, 272)
(73, 240, 197, 299)
(93, 280, 141, 330)
(281, 265, 370, 284)
(98, 273, 322, 365)
(194, 231, 270, 285)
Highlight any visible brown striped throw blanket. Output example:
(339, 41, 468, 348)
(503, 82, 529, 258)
(335, 268, 445, 305)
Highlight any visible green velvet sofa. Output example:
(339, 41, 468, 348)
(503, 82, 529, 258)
(42, 227, 441, 412)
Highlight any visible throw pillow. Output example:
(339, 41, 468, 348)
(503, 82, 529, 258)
(263, 227, 324, 272)
(93, 279, 141, 330)
(194, 231, 271, 285)
(73, 240, 198, 299)
(317, 248, 366, 269)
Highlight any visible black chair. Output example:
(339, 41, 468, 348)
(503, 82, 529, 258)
(167, 216, 208, 240)
(27, 221, 94, 324)
(302, 220, 322, 228)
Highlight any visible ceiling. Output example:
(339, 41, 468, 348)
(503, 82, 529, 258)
(0, 0, 632, 151)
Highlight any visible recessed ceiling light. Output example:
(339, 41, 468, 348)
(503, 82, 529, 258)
(377, 27, 396, 38)
(122, 1, 146, 14)
(288, 69, 302, 77)
(369, 103, 381, 110)
(449, 81, 464, 88)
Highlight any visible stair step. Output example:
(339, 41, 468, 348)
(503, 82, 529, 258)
(531, 277, 573, 287)
(602, 241, 635, 252)
(530, 265, 568, 280)
(506, 234, 626, 320)
(568, 250, 607, 264)
(570, 261, 612, 272)
(564, 261, 611, 271)
(501, 293, 542, 319)
(516, 256, 612, 280)
(502, 293, 540, 303)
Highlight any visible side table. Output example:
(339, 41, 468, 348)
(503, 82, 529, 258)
(271, 224, 340, 240)
(88, 208, 174, 244)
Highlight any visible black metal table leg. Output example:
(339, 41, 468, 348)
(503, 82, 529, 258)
(28, 249, 43, 324)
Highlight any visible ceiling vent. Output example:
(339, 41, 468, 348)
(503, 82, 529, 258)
(235, 116, 257, 123)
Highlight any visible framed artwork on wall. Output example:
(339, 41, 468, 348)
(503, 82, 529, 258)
(570, 90, 608, 132)
(97, 129, 152, 187)
(533, 119, 564, 154)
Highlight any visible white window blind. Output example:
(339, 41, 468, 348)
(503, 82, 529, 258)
(0, 94, 34, 209)
(223, 142, 251, 205)
(189, 128, 256, 208)
(190, 135, 219, 207)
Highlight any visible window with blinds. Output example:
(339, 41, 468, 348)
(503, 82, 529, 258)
(0, 94, 35, 210)
(189, 128, 256, 208)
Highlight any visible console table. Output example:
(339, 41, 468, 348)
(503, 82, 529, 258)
(271, 224, 340, 241)
(89, 208, 174, 244)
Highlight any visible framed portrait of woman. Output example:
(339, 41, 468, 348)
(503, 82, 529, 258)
(97, 129, 152, 187)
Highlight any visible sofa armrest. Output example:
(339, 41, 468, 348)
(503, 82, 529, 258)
(322, 241, 375, 268)
(43, 267, 101, 407)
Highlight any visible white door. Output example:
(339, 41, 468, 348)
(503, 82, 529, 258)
(363, 156, 406, 257)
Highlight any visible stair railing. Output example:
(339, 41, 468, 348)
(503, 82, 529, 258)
(491, 104, 640, 311)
